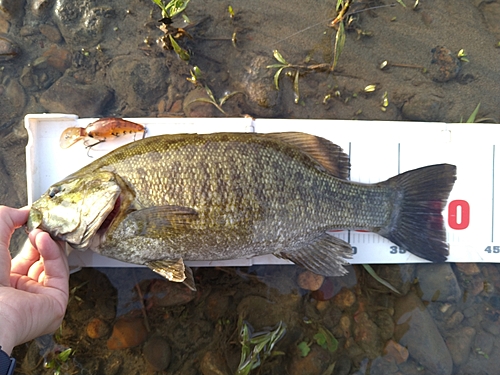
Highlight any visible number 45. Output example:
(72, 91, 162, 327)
(485, 246, 500, 253)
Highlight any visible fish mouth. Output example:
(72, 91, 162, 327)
(96, 194, 122, 238)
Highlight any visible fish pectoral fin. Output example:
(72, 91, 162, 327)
(146, 258, 197, 291)
(276, 233, 352, 276)
(264, 132, 350, 179)
(126, 205, 198, 233)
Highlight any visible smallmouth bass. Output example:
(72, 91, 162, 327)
(28, 132, 457, 290)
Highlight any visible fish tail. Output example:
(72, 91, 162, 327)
(376, 164, 457, 262)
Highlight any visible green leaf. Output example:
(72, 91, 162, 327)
(396, 0, 407, 7)
(293, 70, 300, 104)
(314, 326, 338, 353)
(272, 49, 288, 65)
(466, 103, 481, 123)
(168, 34, 190, 61)
(331, 21, 346, 72)
(57, 348, 73, 362)
(362, 264, 401, 294)
(297, 341, 311, 357)
(165, 0, 190, 17)
(273, 67, 285, 90)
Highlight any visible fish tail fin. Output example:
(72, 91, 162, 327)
(376, 164, 457, 262)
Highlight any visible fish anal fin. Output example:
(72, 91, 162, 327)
(276, 233, 352, 276)
(264, 132, 350, 179)
(146, 258, 197, 291)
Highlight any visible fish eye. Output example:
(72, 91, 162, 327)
(48, 186, 61, 198)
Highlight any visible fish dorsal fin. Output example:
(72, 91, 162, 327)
(264, 132, 350, 179)
(146, 258, 197, 291)
(275, 233, 352, 276)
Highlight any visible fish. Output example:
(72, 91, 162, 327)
(28, 132, 457, 290)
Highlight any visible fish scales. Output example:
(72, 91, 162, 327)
(28, 132, 457, 289)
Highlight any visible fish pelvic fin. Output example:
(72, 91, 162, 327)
(376, 163, 457, 262)
(264, 132, 351, 179)
(276, 233, 352, 276)
(146, 258, 197, 291)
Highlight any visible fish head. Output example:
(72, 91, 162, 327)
(28, 170, 123, 249)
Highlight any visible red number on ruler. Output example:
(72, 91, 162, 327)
(448, 200, 470, 230)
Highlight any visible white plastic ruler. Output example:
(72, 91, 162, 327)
(25, 114, 498, 268)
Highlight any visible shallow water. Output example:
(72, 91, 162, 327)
(2, 0, 500, 374)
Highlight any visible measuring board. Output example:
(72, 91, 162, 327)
(25, 114, 496, 268)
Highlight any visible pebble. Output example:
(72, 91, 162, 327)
(204, 292, 230, 322)
(0, 34, 19, 60)
(353, 312, 382, 359)
(287, 344, 331, 375)
(474, 331, 494, 356)
(416, 263, 462, 302)
(143, 335, 171, 371)
(146, 279, 196, 308)
(445, 326, 476, 366)
(401, 93, 447, 122)
(106, 316, 148, 350)
(456, 263, 481, 276)
(39, 24, 62, 43)
(31, 0, 54, 19)
(311, 277, 335, 301)
(86, 317, 110, 339)
(429, 46, 461, 82)
(480, 319, 500, 335)
(383, 340, 409, 364)
(199, 350, 230, 375)
(332, 288, 356, 310)
(42, 45, 71, 72)
(445, 311, 464, 329)
(394, 292, 453, 375)
(39, 73, 112, 117)
(297, 270, 325, 291)
(183, 88, 217, 117)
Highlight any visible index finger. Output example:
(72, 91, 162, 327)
(0, 206, 29, 286)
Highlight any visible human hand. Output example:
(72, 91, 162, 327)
(0, 206, 69, 355)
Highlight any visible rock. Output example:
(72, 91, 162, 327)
(42, 45, 71, 72)
(235, 53, 281, 117)
(143, 335, 171, 371)
(374, 310, 394, 341)
(332, 288, 356, 310)
(54, 0, 113, 46)
(183, 88, 217, 117)
(456, 263, 481, 276)
(86, 317, 110, 339)
(429, 46, 462, 82)
(204, 292, 230, 322)
(39, 73, 112, 116)
(480, 319, 500, 335)
(383, 340, 409, 364)
(0, 34, 19, 60)
(353, 312, 382, 359)
(107, 316, 148, 350)
(39, 24, 62, 43)
(445, 326, 475, 366)
(416, 263, 461, 302)
(107, 56, 169, 115)
(297, 271, 324, 291)
(445, 311, 464, 329)
(0, 77, 27, 133)
(401, 93, 448, 122)
(287, 344, 331, 375)
(236, 294, 300, 330)
(145, 279, 196, 308)
(369, 356, 399, 375)
(0, 0, 25, 21)
(474, 331, 494, 356)
(199, 350, 230, 375)
(335, 314, 351, 339)
(311, 277, 335, 301)
(31, 0, 54, 19)
(394, 292, 453, 375)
